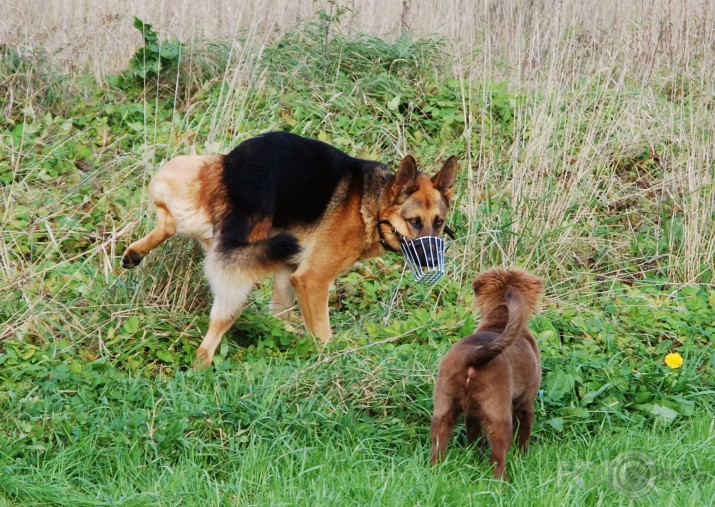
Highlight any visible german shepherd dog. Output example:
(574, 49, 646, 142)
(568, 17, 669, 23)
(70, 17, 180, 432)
(122, 132, 459, 367)
(430, 268, 543, 480)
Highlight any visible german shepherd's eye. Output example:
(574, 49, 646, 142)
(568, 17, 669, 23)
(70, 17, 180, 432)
(434, 217, 444, 228)
(407, 217, 422, 228)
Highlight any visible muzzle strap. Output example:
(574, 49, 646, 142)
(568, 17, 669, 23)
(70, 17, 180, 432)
(377, 219, 456, 249)
(376, 219, 402, 253)
(444, 225, 456, 240)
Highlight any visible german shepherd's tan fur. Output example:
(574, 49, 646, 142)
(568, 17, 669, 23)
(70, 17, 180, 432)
(430, 268, 543, 480)
(122, 132, 458, 367)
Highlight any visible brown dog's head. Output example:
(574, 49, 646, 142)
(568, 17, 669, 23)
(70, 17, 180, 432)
(472, 268, 543, 317)
(379, 155, 459, 266)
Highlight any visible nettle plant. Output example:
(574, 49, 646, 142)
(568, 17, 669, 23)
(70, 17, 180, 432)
(112, 16, 229, 101)
(126, 16, 183, 81)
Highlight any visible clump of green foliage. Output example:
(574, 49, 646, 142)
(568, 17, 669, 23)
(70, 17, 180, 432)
(113, 16, 231, 102)
(126, 17, 184, 81)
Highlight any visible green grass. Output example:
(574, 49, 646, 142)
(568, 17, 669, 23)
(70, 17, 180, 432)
(1, 356, 713, 506)
(2, 5, 715, 506)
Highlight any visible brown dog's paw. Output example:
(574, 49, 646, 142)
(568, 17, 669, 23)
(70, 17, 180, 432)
(121, 249, 143, 269)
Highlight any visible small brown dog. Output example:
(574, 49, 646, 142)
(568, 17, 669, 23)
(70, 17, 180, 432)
(430, 268, 543, 480)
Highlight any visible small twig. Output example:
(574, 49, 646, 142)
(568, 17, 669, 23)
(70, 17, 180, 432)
(384, 266, 407, 325)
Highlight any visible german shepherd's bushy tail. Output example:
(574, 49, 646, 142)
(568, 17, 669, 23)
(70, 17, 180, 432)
(464, 268, 543, 367)
(218, 231, 301, 269)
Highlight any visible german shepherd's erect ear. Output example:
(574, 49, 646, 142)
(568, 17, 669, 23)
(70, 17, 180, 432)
(391, 154, 459, 203)
(431, 156, 459, 203)
(392, 155, 419, 202)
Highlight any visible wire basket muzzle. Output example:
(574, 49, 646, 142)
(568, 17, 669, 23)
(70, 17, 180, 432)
(399, 235, 447, 284)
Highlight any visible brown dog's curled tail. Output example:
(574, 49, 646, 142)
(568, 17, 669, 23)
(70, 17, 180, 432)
(464, 288, 531, 367)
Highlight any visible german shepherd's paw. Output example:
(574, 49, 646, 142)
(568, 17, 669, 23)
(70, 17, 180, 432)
(193, 347, 212, 370)
(121, 249, 144, 269)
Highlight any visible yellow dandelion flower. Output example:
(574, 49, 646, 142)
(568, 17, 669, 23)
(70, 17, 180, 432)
(664, 352, 683, 369)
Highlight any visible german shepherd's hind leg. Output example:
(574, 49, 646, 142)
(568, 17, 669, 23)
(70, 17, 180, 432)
(122, 204, 176, 268)
(270, 267, 296, 321)
(194, 266, 255, 369)
(194, 291, 251, 369)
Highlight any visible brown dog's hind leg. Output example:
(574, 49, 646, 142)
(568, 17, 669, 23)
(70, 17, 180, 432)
(430, 408, 458, 465)
(122, 204, 176, 268)
(514, 405, 535, 453)
(484, 417, 513, 480)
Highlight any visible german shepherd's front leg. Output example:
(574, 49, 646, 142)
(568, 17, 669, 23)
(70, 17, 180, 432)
(290, 243, 360, 342)
(291, 271, 332, 342)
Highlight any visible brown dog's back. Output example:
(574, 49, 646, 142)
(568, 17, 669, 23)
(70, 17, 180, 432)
(430, 268, 543, 480)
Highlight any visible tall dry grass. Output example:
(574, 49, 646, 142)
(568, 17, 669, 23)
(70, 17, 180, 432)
(443, 0, 714, 289)
(3, 1, 710, 75)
